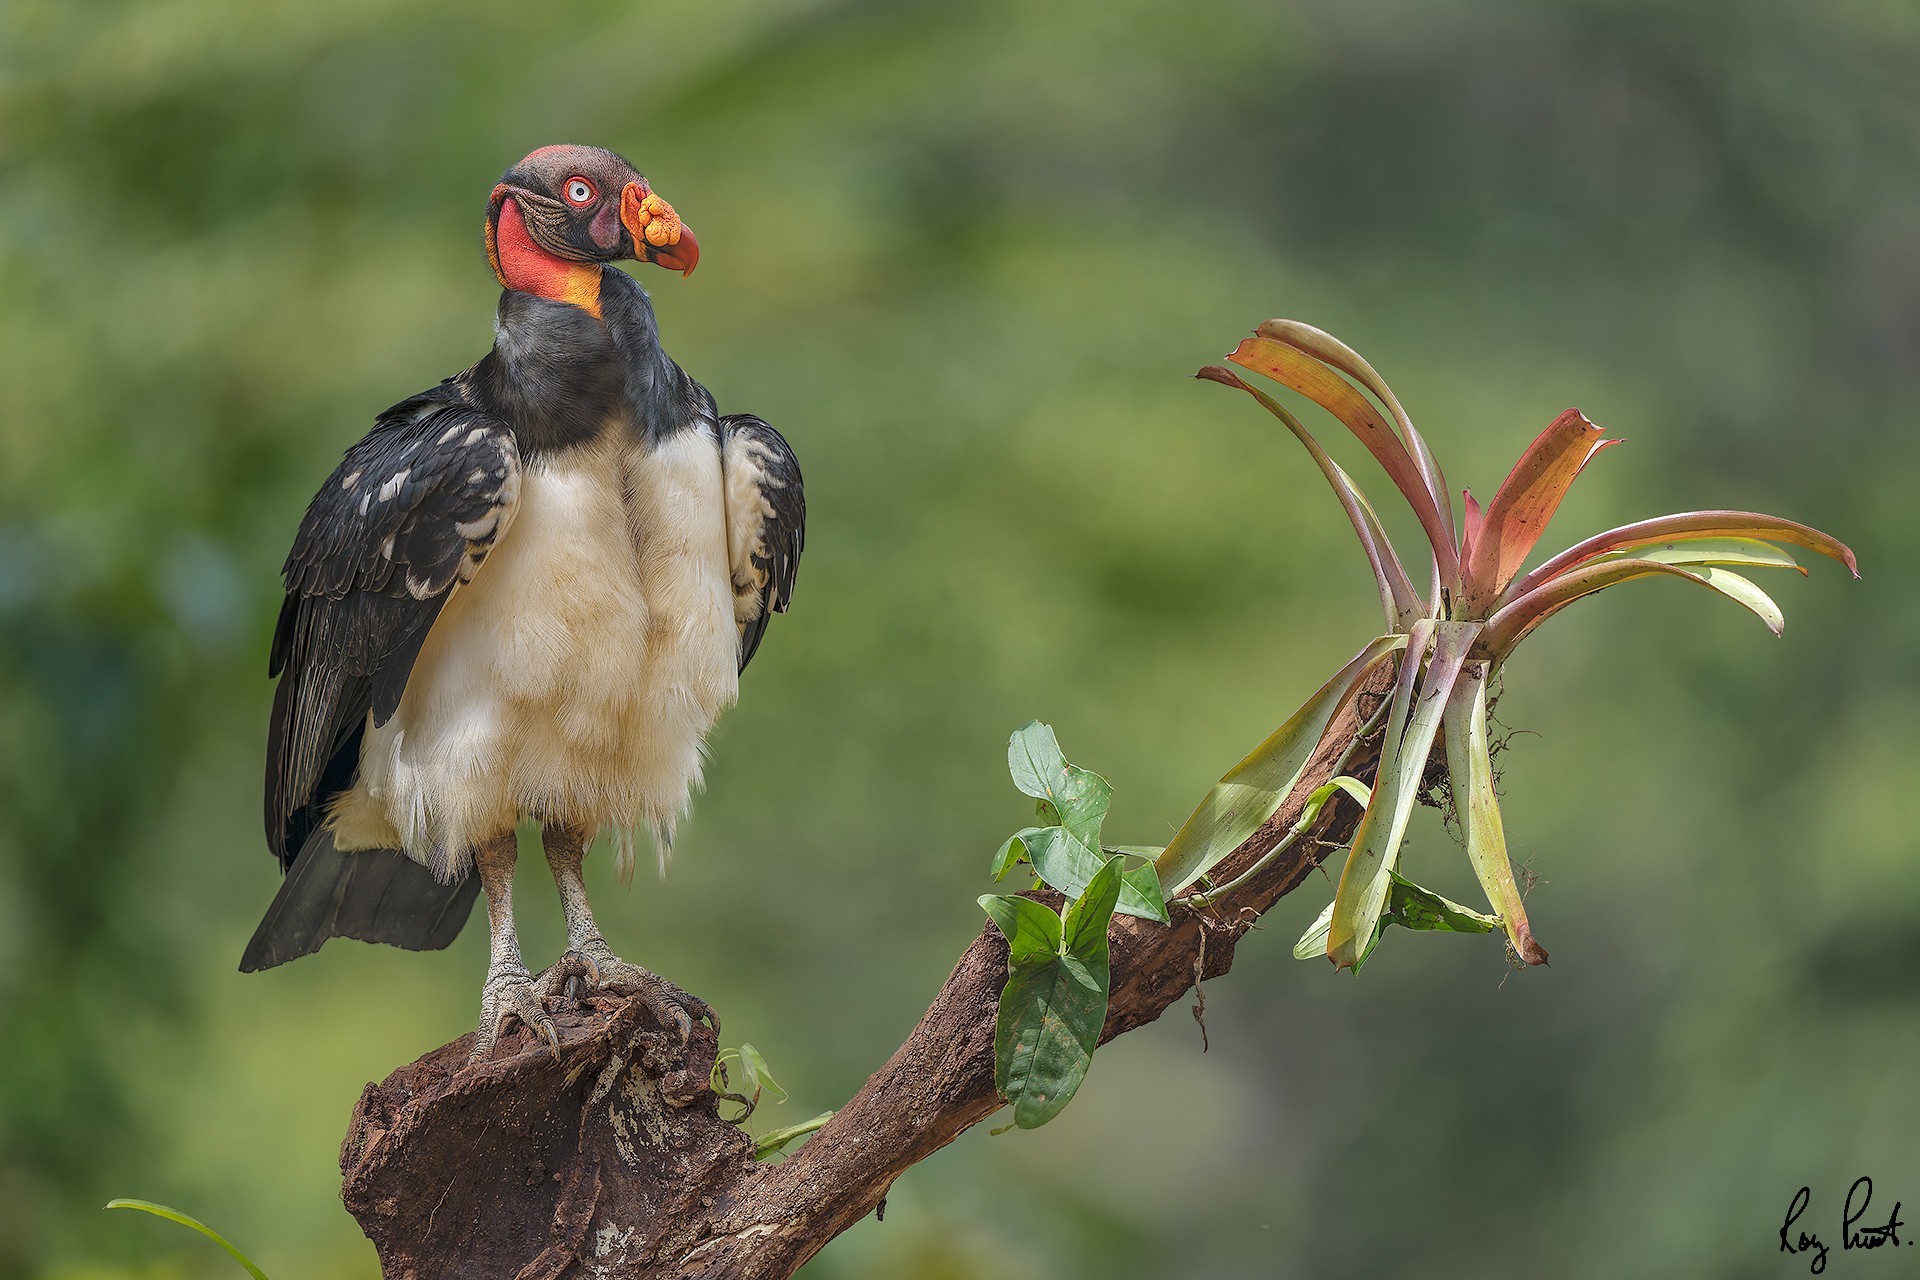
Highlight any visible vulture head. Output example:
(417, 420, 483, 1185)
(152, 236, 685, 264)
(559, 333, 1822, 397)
(486, 144, 700, 291)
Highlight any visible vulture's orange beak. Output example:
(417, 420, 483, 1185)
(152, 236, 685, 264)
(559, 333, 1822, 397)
(620, 181, 699, 276)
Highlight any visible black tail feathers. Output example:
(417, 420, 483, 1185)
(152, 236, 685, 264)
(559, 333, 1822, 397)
(239, 828, 480, 972)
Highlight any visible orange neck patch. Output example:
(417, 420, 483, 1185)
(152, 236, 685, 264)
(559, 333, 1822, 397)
(487, 197, 603, 319)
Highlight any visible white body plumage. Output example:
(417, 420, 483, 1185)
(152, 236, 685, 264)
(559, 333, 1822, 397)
(328, 425, 744, 881)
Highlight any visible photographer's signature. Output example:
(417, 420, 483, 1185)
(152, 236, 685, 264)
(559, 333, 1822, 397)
(1780, 1178, 1907, 1274)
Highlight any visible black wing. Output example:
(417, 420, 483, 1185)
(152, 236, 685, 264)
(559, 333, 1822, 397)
(719, 413, 805, 672)
(264, 383, 520, 867)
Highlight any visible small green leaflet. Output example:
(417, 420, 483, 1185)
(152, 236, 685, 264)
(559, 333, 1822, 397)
(994, 722, 1167, 922)
(978, 893, 1062, 964)
(754, 1112, 834, 1159)
(734, 1043, 788, 1104)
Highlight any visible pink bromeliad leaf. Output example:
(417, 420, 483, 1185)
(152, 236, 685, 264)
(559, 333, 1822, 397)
(1253, 319, 1456, 548)
(1503, 511, 1857, 607)
(1199, 365, 1424, 630)
(1459, 489, 1485, 575)
(1226, 330, 1459, 590)
(1477, 557, 1786, 661)
(1460, 408, 1620, 612)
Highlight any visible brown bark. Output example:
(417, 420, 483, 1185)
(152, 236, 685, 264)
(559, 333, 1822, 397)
(341, 669, 1390, 1279)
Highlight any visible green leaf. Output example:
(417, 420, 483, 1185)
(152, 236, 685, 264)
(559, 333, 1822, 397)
(1118, 862, 1169, 924)
(1685, 564, 1785, 633)
(994, 953, 1109, 1129)
(990, 828, 1044, 880)
(1001, 724, 1163, 919)
(1442, 662, 1548, 964)
(990, 857, 1122, 1130)
(1328, 620, 1480, 970)
(1007, 720, 1063, 800)
(1385, 871, 1501, 934)
(1007, 721, 1111, 841)
(1064, 854, 1125, 961)
(1156, 633, 1409, 895)
(1019, 826, 1090, 897)
(737, 1043, 789, 1105)
(754, 1111, 834, 1159)
(979, 894, 1063, 964)
(1018, 812, 1165, 921)
(105, 1200, 271, 1280)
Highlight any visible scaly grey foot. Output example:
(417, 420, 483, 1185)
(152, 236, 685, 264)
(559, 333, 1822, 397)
(470, 961, 560, 1063)
(536, 936, 716, 1045)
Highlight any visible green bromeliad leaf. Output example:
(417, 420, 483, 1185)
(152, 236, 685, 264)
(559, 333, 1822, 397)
(1155, 633, 1408, 896)
(1293, 899, 1339, 961)
(1443, 661, 1547, 964)
(1297, 775, 1373, 831)
(1598, 536, 1804, 574)
(1328, 620, 1481, 969)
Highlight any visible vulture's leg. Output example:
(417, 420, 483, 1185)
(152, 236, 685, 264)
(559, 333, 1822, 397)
(469, 830, 559, 1063)
(535, 821, 716, 1044)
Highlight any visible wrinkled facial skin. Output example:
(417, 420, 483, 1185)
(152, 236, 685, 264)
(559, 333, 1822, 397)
(490, 144, 642, 263)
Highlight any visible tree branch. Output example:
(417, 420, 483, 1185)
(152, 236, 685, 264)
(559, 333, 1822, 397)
(340, 667, 1391, 1279)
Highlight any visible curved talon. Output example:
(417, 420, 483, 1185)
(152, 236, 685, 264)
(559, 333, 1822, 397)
(470, 965, 560, 1064)
(534, 948, 604, 1009)
(540, 937, 713, 1045)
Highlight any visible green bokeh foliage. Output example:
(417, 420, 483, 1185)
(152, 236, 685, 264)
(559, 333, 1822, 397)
(2, 1, 1915, 1276)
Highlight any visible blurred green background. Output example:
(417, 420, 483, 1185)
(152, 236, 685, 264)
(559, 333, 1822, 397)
(2, 0, 1915, 1276)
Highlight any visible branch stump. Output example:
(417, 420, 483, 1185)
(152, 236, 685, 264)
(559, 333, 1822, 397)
(341, 668, 1391, 1278)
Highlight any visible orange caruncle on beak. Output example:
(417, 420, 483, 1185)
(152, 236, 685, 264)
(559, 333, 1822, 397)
(620, 182, 699, 276)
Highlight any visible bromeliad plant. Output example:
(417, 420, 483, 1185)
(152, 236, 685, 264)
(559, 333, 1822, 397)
(1153, 319, 1856, 971)
(981, 318, 1853, 1128)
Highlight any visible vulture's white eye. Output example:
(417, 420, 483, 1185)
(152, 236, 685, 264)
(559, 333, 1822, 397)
(563, 177, 596, 206)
